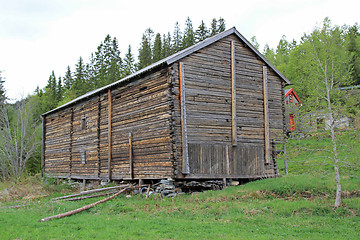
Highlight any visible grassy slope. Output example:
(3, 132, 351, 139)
(0, 131, 359, 240)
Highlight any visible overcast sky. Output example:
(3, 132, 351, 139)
(0, 0, 359, 101)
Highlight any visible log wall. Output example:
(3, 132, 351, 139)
(44, 67, 174, 180)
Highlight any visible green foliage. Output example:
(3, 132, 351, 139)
(152, 33, 162, 62)
(278, 130, 360, 178)
(172, 22, 182, 53)
(0, 70, 5, 103)
(182, 17, 195, 49)
(195, 20, 209, 42)
(123, 45, 136, 76)
(345, 23, 360, 85)
(0, 174, 359, 239)
(138, 28, 153, 70)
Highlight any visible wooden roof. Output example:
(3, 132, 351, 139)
(43, 27, 290, 116)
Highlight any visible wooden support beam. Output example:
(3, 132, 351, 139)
(97, 95, 101, 178)
(231, 40, 237, 146)
(69, 108, 74, 177)
(129, 132, 133, 179)
(263, 66, 271, 164)
(108, 89, 112, 181)
(41, 116, 46, 177)
(179, 62, 190, 174)
(225, 145, 230, 175)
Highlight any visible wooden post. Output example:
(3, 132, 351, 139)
(129, 132, 133, 179)
(231, 40, 237, 146)
(225, 145, 230, 175)
(69, 108, 74, 178)
(97, 95, 101, 178)
(179, 62, 190, 174)
(41, 116, 46, 177)
(263, 66, 271, 164)
(108, 89, 112, 181)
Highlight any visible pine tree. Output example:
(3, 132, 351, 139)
(153, 33, 162, 62)
(162, 32, 172, 58)
(218, 17, 226, 32)
(182, 17, 195, 49)
(172, 22, 183, 52)
(138, 29, 153, 70)
(109, 37, 123, 82)
(210, 18, 218, 36)
(46, 71, 57, 98)
(93, 35, 123, 88)
(63, 66, 73, 89)
(195, 20, 209, 42)
(123, 45, 136, 76)
(71, 56, 88, 97)
(57, 76, 63, 102)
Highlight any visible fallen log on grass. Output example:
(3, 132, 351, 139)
(63, 191, 116, 201)
(51, 184, 131, 201)
(39, 186, 132, 222)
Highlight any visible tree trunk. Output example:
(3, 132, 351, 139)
(324, 69, 342, 207)
(283, 143, 288, 175)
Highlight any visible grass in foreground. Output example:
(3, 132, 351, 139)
(0, 175, 359, 240)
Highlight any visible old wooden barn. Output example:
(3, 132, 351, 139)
(42, 27, 290, 182)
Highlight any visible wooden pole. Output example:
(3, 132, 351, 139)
(39, 186, 132, 222)
(108, 89, 112, 181)
(263, 66, 271, 164)
(64, 191, 116, 201)
(129, 132, 133, 179)
(231, 40, 237, 146)
(51, 184, 132, 201)
(97, 95, 101, 178)
(179, 62, 190, 174)
(41, 116, 46, 177)
(69, 108, 74, 177)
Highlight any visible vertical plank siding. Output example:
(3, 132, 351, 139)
(174, 34, 283, 178)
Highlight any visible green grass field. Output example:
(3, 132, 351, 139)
(0, 130, 359, 239)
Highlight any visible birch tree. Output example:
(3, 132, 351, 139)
(0, 97, 41, 180)
(298, 18, 351, 207)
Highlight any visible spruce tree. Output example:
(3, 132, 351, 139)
(162, 32, 172, 58)
(71, 56, 88, 97)
(109, 37, 123, 82)
(182, 17, 195, 49)
(57, 76, 63, 102)
(153, 33, 162, 62)
(63, 66, 73, 89)
(123, 45, 136, 76)
(218, 17, 226, 32)
(210, 18, 218, 36)
(195, 20, 209, 42)
(138, 29, 153, 70)
(46, 71, 57, 99)
(172, 22, 183, 52)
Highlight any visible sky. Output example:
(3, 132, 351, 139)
(0, 0, 359, 101)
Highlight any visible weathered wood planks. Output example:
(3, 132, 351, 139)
(44, 32, 285, 180)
